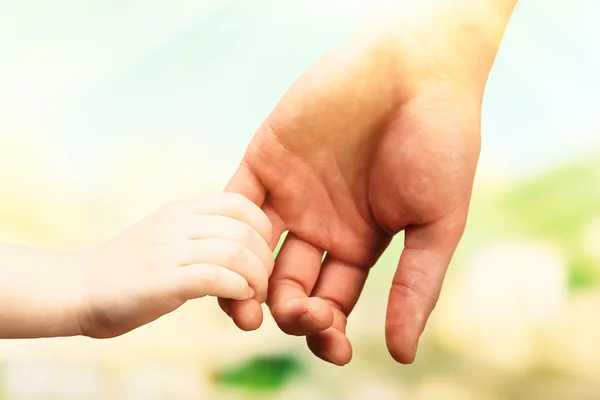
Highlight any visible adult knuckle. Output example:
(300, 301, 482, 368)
(391, 280, 426, 301)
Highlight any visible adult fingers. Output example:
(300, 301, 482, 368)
(228, 299, 264, 331)
(385, 213, 466, 364)
(304, 255, 371, 365)
(224, 161, 267, 206)
(268, 233, 333, 336)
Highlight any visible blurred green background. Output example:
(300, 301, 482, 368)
(1, 0, 599, 399)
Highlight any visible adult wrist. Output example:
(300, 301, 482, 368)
(356, 0, 517, 93)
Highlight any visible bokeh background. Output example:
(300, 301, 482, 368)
(1, 0, 599, 399)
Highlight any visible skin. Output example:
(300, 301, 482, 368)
(0, 193, 273, 339)
(221, 0, 518, 365)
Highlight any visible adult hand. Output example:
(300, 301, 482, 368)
(221, 0, 516, 365)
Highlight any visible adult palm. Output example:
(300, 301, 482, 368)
(221, 23, 489, 365)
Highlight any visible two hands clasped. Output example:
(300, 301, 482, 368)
(0, 0, 518, 366)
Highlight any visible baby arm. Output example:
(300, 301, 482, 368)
(0, 193, 273, 339)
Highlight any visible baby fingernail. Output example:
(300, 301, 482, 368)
(246, 287, 255, 299)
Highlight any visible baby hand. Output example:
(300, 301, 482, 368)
(74, 193, 273, 338)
